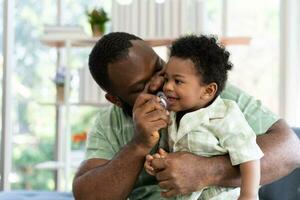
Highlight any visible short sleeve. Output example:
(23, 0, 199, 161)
(215, 101, 264, 165)
(221, 83, 279, 135)
(85, 109, 116, 160)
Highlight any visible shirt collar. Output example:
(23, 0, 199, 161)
(170, 96, 227, 141)
(180, 96, 226, 124)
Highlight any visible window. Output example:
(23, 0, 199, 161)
(11, 0, 57, 190)
(226, 0, 280, 114)
(0, 0, 3, 161)
(10, 0, 110, 190)
(0, 0, 3, 106)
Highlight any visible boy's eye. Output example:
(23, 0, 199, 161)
(175, 79, 183, 84)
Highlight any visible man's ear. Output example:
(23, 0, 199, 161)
(203, 83, 218, 100)
(105, 93, 123, 107)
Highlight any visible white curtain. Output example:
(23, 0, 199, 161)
(111, 0, 206, 39)
(279, 0, 300, 126)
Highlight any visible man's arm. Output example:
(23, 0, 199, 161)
(256, 119, 300, 183)
(73, 143, 148, 200)
(152, 119, 300, 198)
(221, 119, 300, 186)
(73, 94, 170, 200)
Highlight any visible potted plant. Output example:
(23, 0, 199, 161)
(53, 67, 66, 102)
(86, 8, 109, 37)
(72, 130, 88, 150)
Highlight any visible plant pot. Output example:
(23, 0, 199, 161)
(56, 86, 65, 103)
(91, 23, 105, 37)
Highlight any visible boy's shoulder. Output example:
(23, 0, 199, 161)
(209, 96, 241, 118)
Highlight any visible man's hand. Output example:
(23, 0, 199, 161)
(132, 93, 170, 150)
(151, 151, 214, 198)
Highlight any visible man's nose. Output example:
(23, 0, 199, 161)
(147, 75, 164, 94)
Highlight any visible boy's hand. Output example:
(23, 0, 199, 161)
(151, 152, 212, 198)
(144, 149, 169, 176)
(157, 148, 168, 158)
(144, 154, 155, 175)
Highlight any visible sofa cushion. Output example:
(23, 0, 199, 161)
(0, 191, 73, 200)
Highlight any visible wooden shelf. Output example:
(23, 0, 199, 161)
(35, 150, 85, 170)
(41, 34, 251, 48)
(35, 161, 65, 170)
(220, 37, 251, 46)
(144, 38, 174, 47)
(39, 102, 110, 107)
(145, 36, 251, 47)
(40, 34, 99, 48)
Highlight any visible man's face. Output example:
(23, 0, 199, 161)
(107, 40, 165, 112)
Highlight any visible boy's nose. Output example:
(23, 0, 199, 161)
(163, 81, 173, 92)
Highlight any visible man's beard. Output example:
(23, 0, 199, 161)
(119, 98, 133, 117)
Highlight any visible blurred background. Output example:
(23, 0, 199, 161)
(0, 0, 299, 193)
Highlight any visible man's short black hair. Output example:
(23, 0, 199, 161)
(170, 35, 233, 96)
(89, 32, 142, 92)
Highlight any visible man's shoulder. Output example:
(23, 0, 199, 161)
(220, 83, 279, 135)
(86, 105, 130, 160)
(220, 83, 245, 100)
(93, 104, 130, 128)
(96, 104, 125, 119)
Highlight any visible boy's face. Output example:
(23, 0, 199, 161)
(163, 57, 211, 113)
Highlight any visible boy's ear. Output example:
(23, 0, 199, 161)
(105, 93, 123, 107)
(203, 83, 218, 99)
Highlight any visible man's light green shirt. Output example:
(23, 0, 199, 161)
(85, 84, 279, 200)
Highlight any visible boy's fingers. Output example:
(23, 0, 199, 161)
(153, 153, 161, 159)
(146, 154, 154, 161)
(158, 148, 168, 157)
(145, 165, 154, 172)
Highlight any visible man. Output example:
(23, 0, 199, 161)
(72, 32, 300, 200)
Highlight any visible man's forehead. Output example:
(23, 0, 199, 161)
(128, 40, 157, 60)
(108, 45, 158, 82)
(130, 39, 150, 48)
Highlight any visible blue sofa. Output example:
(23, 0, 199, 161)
(0, 191, 73, 200)
(258, 127, 300, 200)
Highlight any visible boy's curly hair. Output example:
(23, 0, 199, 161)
(170, 35, 233, 96)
